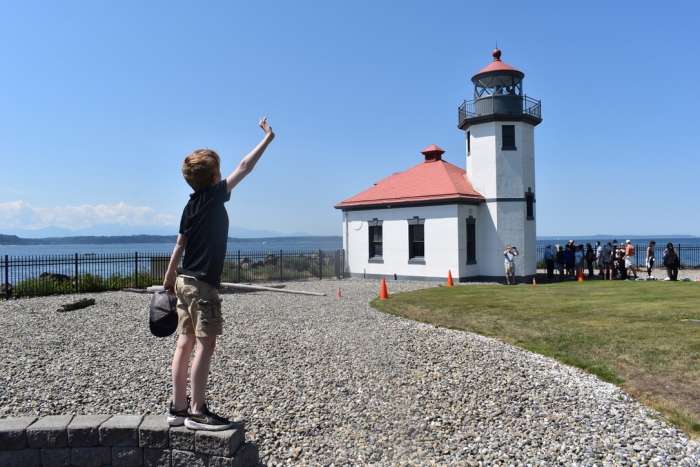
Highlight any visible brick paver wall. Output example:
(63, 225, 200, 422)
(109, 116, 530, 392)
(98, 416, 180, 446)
(0, 414, 261, 467)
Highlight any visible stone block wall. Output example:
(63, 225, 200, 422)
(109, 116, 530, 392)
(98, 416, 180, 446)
(0, 415, 263, 467)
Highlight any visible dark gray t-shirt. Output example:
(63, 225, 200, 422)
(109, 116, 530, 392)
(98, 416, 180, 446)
(177, 180, 231, 288)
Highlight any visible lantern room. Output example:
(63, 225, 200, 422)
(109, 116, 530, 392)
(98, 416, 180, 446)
(458, 49, 541, 129)
(472, 48, 524, 98)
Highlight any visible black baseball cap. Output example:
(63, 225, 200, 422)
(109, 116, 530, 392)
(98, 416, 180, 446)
(149, 290, 178, 337)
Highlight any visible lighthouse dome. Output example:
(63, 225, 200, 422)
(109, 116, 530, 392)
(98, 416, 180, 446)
(471, 48, 524, 80)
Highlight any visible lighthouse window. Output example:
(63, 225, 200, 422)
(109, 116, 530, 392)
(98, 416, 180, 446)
(467, 131, 471, 154)
(526, 192, 535, 220)
(502, 125, 516, 150)
(466, 217, 476, 264)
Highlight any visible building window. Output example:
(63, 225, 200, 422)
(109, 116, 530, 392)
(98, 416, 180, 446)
(467, 131, 471, 155)
(502, 125, 516, 150)
(466, 217, 476, 264)
(409, 225, 424, 258)
(407, 217, 425, 264)
(526, 189, 535, 220)
(368, 219, 383, 262)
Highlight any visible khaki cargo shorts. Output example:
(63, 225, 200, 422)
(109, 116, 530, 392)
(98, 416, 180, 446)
(174, 275, 223, 337)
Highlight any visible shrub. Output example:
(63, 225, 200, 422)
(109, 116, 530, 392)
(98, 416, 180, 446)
(12, 271, 160, 297)
(14, 277, 74, 297)
(78, 273, 104, 292)
(282, 257, 312, 273)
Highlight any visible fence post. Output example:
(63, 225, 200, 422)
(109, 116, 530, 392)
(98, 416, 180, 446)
(74, 253, 79, 293)
(4, 255, 9, 299)
(335, 250, 340, 279)
(135, 252, 139, 288)
(318, 251, 323, 280)
(237, 250, 241, 283)
(279, 250, 283, 282)
(677, 244, 681, 269)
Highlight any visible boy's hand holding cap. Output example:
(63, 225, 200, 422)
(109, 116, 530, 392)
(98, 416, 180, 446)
(149, 290, 178, 337)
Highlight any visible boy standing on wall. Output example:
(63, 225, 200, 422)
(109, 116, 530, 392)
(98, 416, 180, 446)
(163, 118, 275, 430)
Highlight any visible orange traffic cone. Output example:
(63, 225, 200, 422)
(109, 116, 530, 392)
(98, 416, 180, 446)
(336, 286, 341, 298)
(379, 277, 389, 300)
(447, 270, 454, 287)
(578, 267, 584, 282)
(532, 278, 537, 285)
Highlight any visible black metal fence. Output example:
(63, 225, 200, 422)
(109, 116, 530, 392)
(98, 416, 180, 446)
(536, 244, 700, 269)
(1, 249, 346, 299)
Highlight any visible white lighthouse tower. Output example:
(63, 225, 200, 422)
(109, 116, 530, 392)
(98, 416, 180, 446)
(458, 49, 542, 279)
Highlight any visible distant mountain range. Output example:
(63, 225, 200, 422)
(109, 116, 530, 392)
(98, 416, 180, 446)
(0, 224, 317, 239)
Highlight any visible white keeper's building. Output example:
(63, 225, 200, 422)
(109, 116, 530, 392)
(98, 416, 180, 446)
(335, 49, 543, 282)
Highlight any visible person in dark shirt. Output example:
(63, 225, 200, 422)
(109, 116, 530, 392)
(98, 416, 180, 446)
(163, 118, 275, 431)
(563, 244, 575, 279)
(544, 245, 554, 279)
(585, 243, 596, 279)
(601, 242, 612, 280)
(617, 247, 628, 280)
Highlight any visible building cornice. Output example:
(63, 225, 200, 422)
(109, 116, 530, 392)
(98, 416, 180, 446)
(335, 198, 483, 212)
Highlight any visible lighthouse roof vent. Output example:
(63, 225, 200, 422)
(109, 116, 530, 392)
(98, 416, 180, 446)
(421, 144, 445, 162)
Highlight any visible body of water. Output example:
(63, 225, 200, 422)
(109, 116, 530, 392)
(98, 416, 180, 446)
(0, 240, 344, 257)
(1, 237, 696, 258)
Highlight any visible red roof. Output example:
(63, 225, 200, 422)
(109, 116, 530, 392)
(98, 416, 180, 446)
(472, 48, 523, 79)
(335, 148, 484, 209)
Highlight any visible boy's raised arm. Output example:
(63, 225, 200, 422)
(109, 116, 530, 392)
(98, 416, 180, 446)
(226, 117, 275, 193)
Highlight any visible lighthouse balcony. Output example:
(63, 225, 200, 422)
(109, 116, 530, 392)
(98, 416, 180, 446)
(458, 95, 542, 129)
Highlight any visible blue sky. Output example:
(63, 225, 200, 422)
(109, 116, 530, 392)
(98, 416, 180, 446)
(1, 1, 698, 237)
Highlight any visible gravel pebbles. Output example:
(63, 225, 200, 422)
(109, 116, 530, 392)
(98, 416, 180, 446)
(1, 278, 699, 466)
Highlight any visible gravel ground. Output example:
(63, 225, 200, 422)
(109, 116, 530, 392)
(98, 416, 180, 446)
(1, 278, 699, 466)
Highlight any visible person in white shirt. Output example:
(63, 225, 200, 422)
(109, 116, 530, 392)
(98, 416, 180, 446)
(504, 245, 519, 285)
(595, 241, 604, 277)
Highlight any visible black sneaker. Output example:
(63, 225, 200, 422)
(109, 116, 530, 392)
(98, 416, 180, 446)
(167, 398, 190, 426)
(185, 403, 233, 431)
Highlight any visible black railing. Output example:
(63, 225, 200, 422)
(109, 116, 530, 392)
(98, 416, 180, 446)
(536, 244, 700, 270)
(458, 95, 541, 128)
(1, 249, 346, 299)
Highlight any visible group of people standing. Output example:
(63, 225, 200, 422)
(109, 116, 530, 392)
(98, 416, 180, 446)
(544, 240, 682, 281)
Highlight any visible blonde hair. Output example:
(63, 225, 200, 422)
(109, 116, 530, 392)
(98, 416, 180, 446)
(181, 149, 220, 191)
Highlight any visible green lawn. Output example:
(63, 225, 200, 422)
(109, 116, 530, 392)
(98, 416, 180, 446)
(371, 280, 700, 437)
